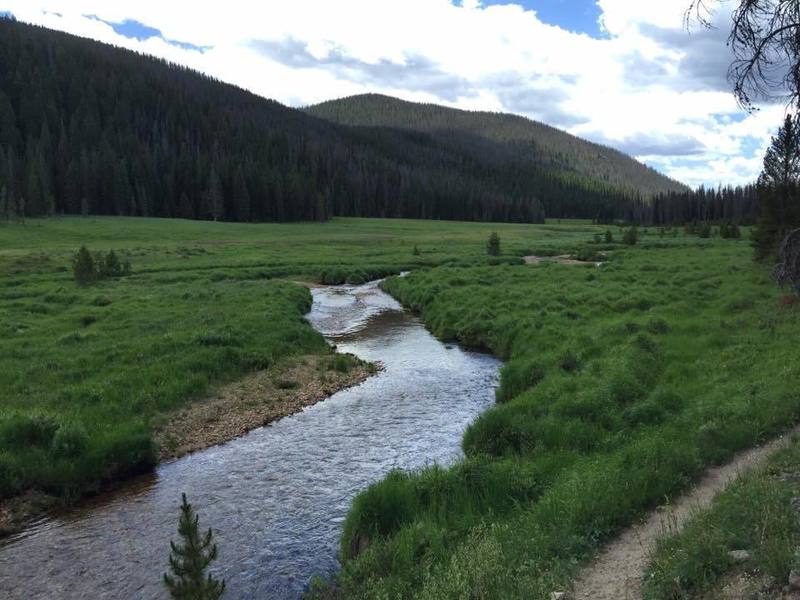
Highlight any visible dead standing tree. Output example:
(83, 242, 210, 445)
(687, 1, 800, 110)
(775, 227, 800, 292)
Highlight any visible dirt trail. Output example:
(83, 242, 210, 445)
(571, 425, 800, 600)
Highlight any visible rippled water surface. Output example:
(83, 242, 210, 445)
(0, 280, 500, 599)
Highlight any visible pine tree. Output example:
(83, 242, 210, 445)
(0, 90, 19, 149)
(487, 231, 501, 256)
(112, 159, 132, 216)
(754, 114, 800, 260)
(178, 192, 194, 219)
(0, 185, 8, 220)
(233, 167, 250, 222)
(163, 493, 225, 600)
(99, 250, 123, 278)
(203, 167, 223, 222)
(72, 245, 96, 285)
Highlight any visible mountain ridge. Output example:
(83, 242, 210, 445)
(307, 93, 687, 198)
(0, 17, 682, 224)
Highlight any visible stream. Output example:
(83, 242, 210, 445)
(0, 279, 501, 599)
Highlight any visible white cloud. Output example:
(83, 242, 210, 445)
(0, 0, 789, 187)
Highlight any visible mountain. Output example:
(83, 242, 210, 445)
(0, 17, 683, 225)
(307, 94, 688, 217)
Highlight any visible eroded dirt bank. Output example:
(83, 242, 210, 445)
(153, 353, 376, 461)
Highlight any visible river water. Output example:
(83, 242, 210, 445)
(0, 280, 500, 599)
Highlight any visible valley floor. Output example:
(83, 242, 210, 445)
(1, 216, 798, 599)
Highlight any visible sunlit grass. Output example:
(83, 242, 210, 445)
(322, 236, 800, 599)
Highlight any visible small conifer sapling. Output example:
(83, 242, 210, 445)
(163, 493, 225, 600)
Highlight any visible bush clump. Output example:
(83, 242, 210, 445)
(72, 246, 131, 285)
(719, 222, 742, 239)
(559, 350, 580, 372)
(622, 226, 639, 245)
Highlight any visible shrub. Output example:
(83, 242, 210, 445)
(622, 227, 639, 245)
(486, 232, 500, 256)
(79, 314, 98, 327)
(98, 250, 131, 278)
(624, 322, 641, 334)
(633, 333, 659, 354)
(651, 389, 684, 412)
(719, 222, 742, 239)
(574, 248, 601, 262)
(559, 350, 580, 372)
(623, 401, 665, 426)
(72, 245, 96, 285)
(605, 229, 614, 243)
(331, 354, 352, 373)
(72, 247, 131, 285)
(0, 453, 20, 497)
(320, 267, 348, 285)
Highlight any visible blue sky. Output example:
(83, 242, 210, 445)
(482, 0, 604, 37)
(0, 0, 786, 187)
(85, 15, 207, 51)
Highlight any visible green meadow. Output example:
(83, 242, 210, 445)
(1, 216, 798, 600)
(0, 216, 583, 503)
(321, 230, 800, 598)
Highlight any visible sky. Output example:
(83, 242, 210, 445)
(0, 0, 790, 188)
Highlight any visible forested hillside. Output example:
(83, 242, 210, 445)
(0, 17, 693, 225)
(308, 94, 689, 216)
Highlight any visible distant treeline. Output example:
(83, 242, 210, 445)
(626, 184, 759, 226)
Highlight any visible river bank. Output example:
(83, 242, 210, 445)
(153, 352, 377, 461)
(0, 352, 377, 538)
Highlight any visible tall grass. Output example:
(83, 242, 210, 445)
(644, 435, 800, 599)
(320, 239, 800, 599)
(0, 216, 606, 503)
